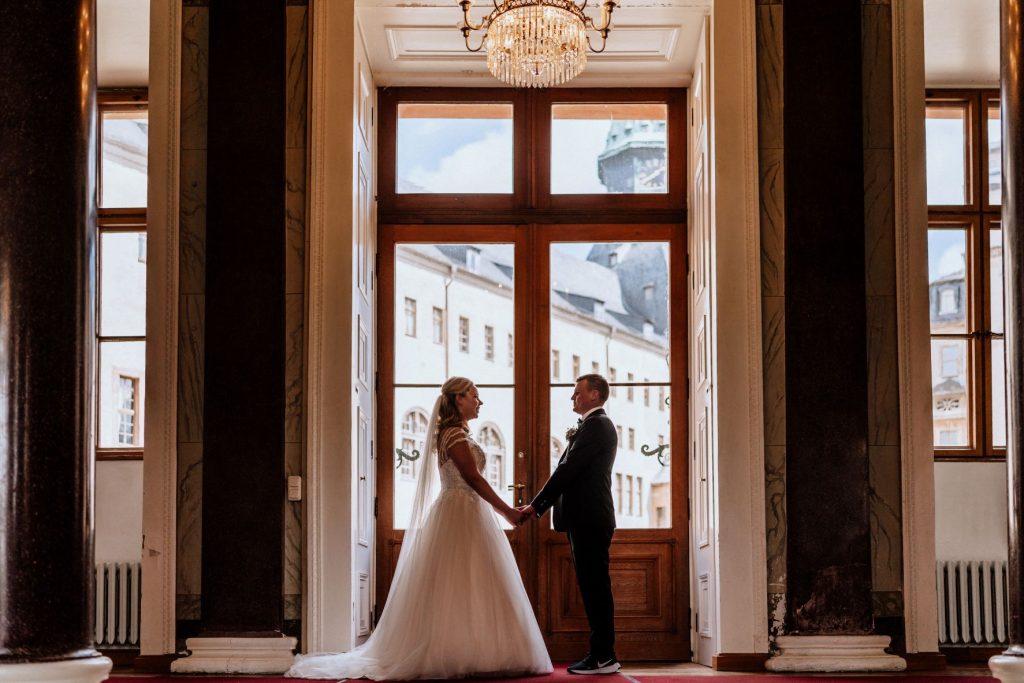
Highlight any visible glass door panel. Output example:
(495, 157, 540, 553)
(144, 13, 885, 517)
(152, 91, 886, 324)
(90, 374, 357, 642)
(548, 241, 671, 529)
(392, 243, 517, 530)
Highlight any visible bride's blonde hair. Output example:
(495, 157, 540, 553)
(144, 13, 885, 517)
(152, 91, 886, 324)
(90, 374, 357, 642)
(436, 376, 474, 433)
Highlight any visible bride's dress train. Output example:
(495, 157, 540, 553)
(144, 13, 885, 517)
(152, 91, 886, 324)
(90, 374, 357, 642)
(287, 429, 552, 680)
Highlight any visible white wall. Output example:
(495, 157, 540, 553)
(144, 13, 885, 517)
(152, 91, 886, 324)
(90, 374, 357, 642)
(96, 460, 144, 562)
(934, 461, 1008, 560)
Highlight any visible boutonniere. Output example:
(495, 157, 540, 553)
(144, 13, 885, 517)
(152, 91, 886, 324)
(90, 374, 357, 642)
(565, 418, 583, 441)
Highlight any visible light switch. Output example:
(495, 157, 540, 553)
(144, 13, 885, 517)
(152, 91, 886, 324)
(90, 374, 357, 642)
(288, 475, 302, 502)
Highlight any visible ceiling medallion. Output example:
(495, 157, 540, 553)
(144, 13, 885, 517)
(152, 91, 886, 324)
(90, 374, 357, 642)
(458, 0, 617, 88)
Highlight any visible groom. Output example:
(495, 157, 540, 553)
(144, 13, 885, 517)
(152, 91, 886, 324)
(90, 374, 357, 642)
(520, 374, 619, 674)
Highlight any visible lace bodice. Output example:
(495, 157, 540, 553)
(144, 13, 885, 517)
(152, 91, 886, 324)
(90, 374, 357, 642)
(437, 427, 486, 492)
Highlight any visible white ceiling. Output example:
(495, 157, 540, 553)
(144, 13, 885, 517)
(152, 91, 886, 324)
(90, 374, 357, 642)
(924, 0, 999, 87)
(96, 0, 1001, 91)
(97, 0, 149, 87)
(356, 1, 711, 87)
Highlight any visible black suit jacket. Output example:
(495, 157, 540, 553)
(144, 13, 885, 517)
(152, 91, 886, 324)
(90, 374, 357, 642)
(530, 408, 617, 532)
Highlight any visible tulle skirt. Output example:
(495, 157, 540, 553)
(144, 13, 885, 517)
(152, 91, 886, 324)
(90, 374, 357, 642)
(286, 488, 553, 680)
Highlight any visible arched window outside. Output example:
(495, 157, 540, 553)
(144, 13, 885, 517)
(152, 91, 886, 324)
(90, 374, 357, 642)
(479, 424, 506, 489)
(400, 408, 429, 480)
(551, 437, 563, 469)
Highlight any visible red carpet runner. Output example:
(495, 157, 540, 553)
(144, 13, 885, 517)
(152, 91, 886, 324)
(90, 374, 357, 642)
(107, 663, 995, 682)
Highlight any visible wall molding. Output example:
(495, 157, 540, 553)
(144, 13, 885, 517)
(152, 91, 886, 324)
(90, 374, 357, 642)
(892, 0, 940, 655)
(708, 0, 769, 656)
(303, 0, 358, 653)
(140, 0, 181, 656)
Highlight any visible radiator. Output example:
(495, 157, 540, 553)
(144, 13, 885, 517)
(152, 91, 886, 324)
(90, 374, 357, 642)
(936, 560, 1008, 647)
(95, 562, 141, 648)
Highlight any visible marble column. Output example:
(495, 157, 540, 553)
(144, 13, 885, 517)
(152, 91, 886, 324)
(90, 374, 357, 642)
(170, 0, 293, 674)
(991, 0, 1024, 679)
(765, 0, 903, 671)
(0, 2, 112, 682)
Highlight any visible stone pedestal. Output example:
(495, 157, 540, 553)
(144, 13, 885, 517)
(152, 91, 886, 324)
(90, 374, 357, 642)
(171, 637, 297, 674)
(766, 636, 905, 672)
(0, 658, 113, 683)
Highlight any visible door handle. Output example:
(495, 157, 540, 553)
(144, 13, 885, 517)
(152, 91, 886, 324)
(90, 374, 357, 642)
(507, 482, 527, 505)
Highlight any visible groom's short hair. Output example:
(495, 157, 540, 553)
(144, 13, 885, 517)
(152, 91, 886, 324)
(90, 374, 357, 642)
(576, 374, 610, 403)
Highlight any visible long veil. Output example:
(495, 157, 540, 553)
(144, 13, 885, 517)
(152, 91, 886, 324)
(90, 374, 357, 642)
(386, 392, 444, 595)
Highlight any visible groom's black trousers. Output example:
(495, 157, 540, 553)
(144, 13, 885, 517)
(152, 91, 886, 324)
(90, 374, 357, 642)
(567, 525, 616, 658)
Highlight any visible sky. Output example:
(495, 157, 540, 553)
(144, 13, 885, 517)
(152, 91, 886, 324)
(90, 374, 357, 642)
(396, 115, 666, 194)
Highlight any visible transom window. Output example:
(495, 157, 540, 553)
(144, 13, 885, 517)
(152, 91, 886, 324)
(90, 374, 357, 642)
(926, 90, 1004, 458)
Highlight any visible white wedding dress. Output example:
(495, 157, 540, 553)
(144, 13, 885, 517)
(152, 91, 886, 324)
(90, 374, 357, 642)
(287, 428, 553, 680)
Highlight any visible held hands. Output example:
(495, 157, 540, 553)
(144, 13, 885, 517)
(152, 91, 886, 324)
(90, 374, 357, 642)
(502, 505, 536, 527)
(512, 505, 536, 527)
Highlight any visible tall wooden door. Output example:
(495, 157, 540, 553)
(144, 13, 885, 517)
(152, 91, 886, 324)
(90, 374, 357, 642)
(375, 222, 688, 661)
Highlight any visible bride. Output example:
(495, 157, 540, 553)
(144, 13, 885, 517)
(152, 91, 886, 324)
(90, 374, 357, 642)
(287, 377, 553, 680)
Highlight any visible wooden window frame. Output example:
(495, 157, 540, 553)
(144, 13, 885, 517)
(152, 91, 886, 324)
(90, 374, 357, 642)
(97, 89, 148, 463)
(927, 89, 1004, 461)
(377, 87, 686, 224)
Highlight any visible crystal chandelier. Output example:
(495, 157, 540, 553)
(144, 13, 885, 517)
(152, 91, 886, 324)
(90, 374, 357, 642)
(458, 0, 617, 88)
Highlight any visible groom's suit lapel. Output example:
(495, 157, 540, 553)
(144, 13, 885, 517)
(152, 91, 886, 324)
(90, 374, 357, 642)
(560, 408, 607, 463)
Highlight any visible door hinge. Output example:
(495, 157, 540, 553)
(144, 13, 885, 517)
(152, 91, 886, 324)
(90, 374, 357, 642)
(374, 496, 379, 518)
(374, 251, 380, 280)
(687, 497, 691, 521)
(374, 370, 380, 393)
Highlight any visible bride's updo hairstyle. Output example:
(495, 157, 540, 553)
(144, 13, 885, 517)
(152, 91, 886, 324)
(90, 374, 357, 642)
(436, 376, 474, 432)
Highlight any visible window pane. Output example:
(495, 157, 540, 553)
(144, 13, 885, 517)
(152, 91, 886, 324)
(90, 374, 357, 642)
(550, 390, 671, 529)
(396, 103, 513, 194)
(991, 226, 1004, 335)
(927, 228, 968, 334)
(100, 110, 148, 208)
(549, 240, 671, 529)
(930, 339, 970, 448)
(993, 338, 1007, 449)
(550, 242, 670, 382)
(551, 104, 668, 194)
(989, 105, 1002, 205)
(926, 105, 968, 205)
(98, 341, 146, 448)
(100, 232, 147, 337)
(395, 244, 514, 385)
(393, 386, 514, 530)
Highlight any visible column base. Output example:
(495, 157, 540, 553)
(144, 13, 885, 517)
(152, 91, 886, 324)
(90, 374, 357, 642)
(990, 653, 1024, 682)
(766, 635, 906, 672)
(170, 636, 297, 674)
(0, 655, 112, 683)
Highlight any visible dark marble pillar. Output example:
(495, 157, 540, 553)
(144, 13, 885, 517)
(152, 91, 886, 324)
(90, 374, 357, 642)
(782, 0, 873, 634)
(1000, 0, 1024, 658)
(200, 0, 287, 634)
(0, 0, 107, 668)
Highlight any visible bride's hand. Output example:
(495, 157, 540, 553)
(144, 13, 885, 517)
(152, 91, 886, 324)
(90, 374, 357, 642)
(503, 508, 526, 526)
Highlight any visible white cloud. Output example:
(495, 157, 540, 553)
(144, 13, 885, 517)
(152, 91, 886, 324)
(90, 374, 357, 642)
(407, 130, 513, 193)
(938, 243, 966, 277)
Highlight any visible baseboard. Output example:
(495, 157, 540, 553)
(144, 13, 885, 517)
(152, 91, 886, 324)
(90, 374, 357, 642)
(132, 654, 179, 674)
(99, 649, 139, 671)
(712, 652, 770, 671)
(903, 652, 947, 671)
(941, 646, 1004, 663)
